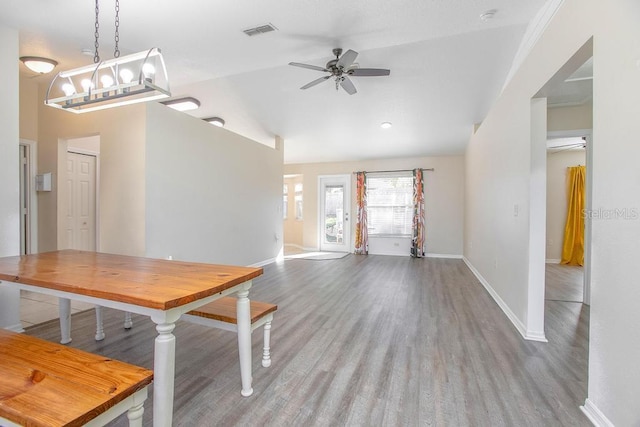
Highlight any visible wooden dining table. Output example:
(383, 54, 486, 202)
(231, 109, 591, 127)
(0, 250, 263, 427)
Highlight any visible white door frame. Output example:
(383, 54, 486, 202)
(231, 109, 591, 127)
(318, 174, 351, 252)
(19, 139, 38, 254)
(547, 128, 592, 305)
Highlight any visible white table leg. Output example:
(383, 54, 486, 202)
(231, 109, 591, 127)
(59, 298, 72, 344)
(237, 287, 253, 397)
(95, 305, 105, 341)
(127, 401, 145, 427)
(153, 321, 176, 427)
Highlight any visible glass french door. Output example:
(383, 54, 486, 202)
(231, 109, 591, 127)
(318, 175, 351, 252)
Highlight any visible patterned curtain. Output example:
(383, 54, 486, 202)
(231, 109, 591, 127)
(411, 168, 425, 258)
(354, 172, 368, 255)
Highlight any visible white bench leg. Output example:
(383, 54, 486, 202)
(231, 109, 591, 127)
(124, 312, 133, 329)
(262, 320, 272, 368)
(95, 305, 105, 341)
(59, 298, 72, 344)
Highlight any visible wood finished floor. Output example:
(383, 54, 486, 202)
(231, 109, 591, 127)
(545, 264, 584, 303)
(25, 256, 590, 426)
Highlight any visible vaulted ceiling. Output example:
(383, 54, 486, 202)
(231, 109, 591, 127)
(3, 0, 549, 163)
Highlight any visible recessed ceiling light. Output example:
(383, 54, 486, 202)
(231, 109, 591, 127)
(480, 9, 497, 21)
(380, 122, 392, 129)
(161, 97, 201, 111)
(205, 117, 225, 127)
(19, 56, 58, 74)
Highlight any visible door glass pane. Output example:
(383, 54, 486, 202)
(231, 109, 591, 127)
(324, 185, 344, 244)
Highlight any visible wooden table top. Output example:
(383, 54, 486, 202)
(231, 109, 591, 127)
(0, 250, 263, 310)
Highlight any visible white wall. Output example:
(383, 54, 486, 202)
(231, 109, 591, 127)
(0, 25, 21, 330)
(284, 156, 464, 257)
(145, 103, 283, 266)
(465, 0, 640, 424)
(546, 149, 586, 262)
(36, 98, 147, 256)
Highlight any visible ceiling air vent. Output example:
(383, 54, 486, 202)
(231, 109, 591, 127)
(243, 23, 278, 37)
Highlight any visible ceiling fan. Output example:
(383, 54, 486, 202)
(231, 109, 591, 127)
(289, 48, 390, 95)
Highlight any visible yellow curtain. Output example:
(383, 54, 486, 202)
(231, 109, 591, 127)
(561, 165, 586, 266)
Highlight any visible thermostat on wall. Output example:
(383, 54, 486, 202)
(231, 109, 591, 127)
(36, 173, 52, 192)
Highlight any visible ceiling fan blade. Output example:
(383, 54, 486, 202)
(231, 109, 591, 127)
(337, 49, 358, 69)
(349, 68, 391, 77)
(340, 76, 357, 95)
(289, 62, 328, 72)
(301, 75, 331, 90)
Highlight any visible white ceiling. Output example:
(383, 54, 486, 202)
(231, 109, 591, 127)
(3, 0, 548, 164)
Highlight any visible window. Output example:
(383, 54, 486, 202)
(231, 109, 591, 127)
(283, 184, 288, 220)
(366, 173, 413, 236)
(295, 183, 303, 220)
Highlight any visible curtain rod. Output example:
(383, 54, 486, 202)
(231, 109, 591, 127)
(352, 168, 434, 174)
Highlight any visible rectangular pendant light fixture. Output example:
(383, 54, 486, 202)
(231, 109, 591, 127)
(45, 48, 170, 114)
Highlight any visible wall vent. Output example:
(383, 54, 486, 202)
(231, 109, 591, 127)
(243, 23, 278, 36)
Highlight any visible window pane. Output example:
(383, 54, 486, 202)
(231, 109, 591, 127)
(323, 184, 344, 244)
(295, 183, 303, 220)
(283, 184, 288, 219)
(366, 174, 413, 236)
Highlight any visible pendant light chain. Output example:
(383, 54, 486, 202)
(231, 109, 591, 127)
(114, 0, 120, 58)
(93, 0, 100, 63)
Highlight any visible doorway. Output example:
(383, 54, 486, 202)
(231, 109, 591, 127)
(18, 140, 37, 255)
(318, 175, 351, 252)
(545, 131, 589, 305)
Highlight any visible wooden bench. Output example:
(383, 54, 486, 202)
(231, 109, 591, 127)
(0, 329, 153, 427)
(95, 297, 277, 397)
(183, 297, 277, 366)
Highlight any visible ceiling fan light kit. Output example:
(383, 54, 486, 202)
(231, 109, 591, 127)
(45, 0, 170, 113)
(20, 56, 58, 74)
(289, 48, 390, 95)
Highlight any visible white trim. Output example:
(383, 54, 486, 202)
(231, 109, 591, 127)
(284, 243, 305, 250)
(425, 253, 463, 259)
(463, 257, 548, 342)
(4, 323, 25, 333)
(502, 0, 565, 91)
(580, 399, 615, 427)
(545, 259, 561, 264)
(249, 257, 277, 268)
(19, 139, 38, 254)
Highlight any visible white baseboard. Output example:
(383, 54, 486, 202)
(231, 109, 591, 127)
(284, 244, 319, 252)
(463, 257, 547, 342)
(425, 253, 463, 259)
(4, 323, 25, 333)
(546, 259, 561, 264)
(249, 257, 277, 268)
(580, 399, 615, 427)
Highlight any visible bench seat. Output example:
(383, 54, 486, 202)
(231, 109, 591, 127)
(182, 297, 277, 367)
(0, 329, 153, 427)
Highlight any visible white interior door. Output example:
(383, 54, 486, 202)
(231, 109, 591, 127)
(319, 175, 351, 252)
(65, 152, 96, 251)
